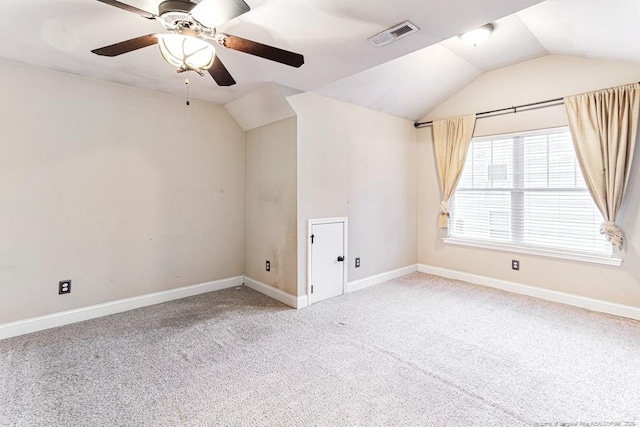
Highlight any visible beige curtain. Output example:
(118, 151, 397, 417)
(433, 114, 477, 228)
(564, 83, 640, 249)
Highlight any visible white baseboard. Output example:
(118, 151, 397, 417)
(347, 264, 418, 293)
(245, 265, 420, 309)
(418, 264, 640, 321)
(0, 276, 244, 341)
(243, 276, 304, 309)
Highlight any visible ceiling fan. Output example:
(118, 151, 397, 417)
(91, 0, 305, 86)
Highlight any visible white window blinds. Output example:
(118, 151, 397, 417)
(449, 127, 611, 257)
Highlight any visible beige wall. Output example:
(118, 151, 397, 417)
(417, 55, 640, 307)
(288, 93, 417, 296)
(244, 117, 298, 294)
(0, 60, 246, 324)
(6, 53, 639, 325)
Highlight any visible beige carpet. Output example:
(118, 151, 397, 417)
(1, 272, 639, 426)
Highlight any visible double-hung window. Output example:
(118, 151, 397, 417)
(447, 126, 614, 262)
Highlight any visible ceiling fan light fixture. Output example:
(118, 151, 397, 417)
(158, 32, 215, 72)
(459, 23, 495, 47)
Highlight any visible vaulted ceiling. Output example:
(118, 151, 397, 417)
(318, 0, 640, 120)
(1, 0, 638, 121)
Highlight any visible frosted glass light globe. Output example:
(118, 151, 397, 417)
(159, 33, 215, 71)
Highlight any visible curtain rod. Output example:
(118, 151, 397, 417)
(413, 81, 640, 129)
(413, 97, 563, 128)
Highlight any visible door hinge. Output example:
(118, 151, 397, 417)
(311, 234, 315, 244)
(311, 285, 314, 294)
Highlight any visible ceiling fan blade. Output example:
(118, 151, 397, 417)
(92, 34, 159, 57)
(208, 56, 236, 86)
(220, 35, 304, 68)
(96, 0, 157, 19)
(191, 0, 250, 29)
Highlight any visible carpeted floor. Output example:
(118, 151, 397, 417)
(1, 272, 639, 426)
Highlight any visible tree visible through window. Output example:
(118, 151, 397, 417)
(449, 127, 611, 256)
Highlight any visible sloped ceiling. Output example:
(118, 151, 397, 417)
(1, 0, 638, 121)
(316, 0, 640, 120)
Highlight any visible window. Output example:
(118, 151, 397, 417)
(448, 127, 613, 259)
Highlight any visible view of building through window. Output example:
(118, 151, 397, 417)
(449, 127, 611, 256)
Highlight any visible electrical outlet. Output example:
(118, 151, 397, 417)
(512, 260, 520, 271)
(355, 257, 361, 268)
(266, 261, 270, 272)
(59, 280, 71, 295)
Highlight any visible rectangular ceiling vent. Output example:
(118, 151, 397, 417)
(368, 21, 420, 47)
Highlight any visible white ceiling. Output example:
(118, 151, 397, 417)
(1, 0, 639, 121)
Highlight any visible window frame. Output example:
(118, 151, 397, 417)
(443, 126, 622, 267)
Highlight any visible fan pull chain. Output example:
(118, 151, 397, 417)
(185, 78, 190, 106)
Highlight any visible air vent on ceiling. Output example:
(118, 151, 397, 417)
(368, 21, 420, 47)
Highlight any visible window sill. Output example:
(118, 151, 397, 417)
(442, 237, 623, 267)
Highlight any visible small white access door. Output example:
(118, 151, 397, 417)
(308, 218, 348, 305)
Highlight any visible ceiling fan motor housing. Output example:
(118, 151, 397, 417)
(158, 0, 196, 15)
(158, 0, 197, 28)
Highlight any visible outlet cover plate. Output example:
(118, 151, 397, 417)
(59, 280, 71, 294)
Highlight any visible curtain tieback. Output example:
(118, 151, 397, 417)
(439, 200, 450, 215)
(600, 221, 623, 249)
